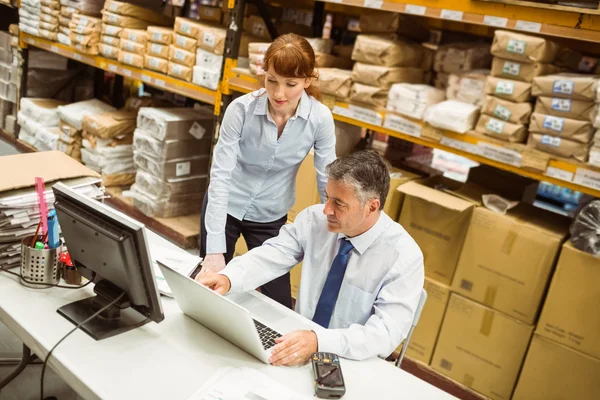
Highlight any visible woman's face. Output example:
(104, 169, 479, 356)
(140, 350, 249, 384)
(264, 67, 311, 114)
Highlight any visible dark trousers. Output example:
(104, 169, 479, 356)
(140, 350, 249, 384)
(199, 195, 292, 309)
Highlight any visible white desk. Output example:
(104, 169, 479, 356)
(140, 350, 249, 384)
(0, 230, 456, 400)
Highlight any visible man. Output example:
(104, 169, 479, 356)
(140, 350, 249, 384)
(197, 150, 424, 366)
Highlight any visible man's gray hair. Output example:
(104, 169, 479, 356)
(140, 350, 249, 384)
(326, 150, 390, 210)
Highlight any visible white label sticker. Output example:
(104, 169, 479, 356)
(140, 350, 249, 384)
(124, 54, 133, 64)
(541, 135, 561, 147)
(252, 23, 266, 37)
(493, 105, 512, 121)
(405, 5, 426, 15)
(486, 118, 505, 134)
(149, 58, 159, 68)
(383, 114, 422, 137)
(553, 80, 574, 95)
(496, 81, 515, 95)
(109, 15, 118, 24)
(108, 64, 118, 72)
(483, 16, 508, 27)
(507, 39, 526, 55)
(503, 61, 521, 76)
(204, 32, 216, 47)
(152, 32, 162, 42)
(545, 166, 573, 182)
(333, 105, 383, 126)
(189, 122, 206, 139)
(516, 20, 542, 33)
(125, 42, 134, 51)
(478, 143, 522, 167)
(574, 167, 600, 190)
(181, 23, 191, 35)
(129, 33, 137, 42)
(175, 50, 185, 61)
(173, 64, 183, 74)
(440, 10, 463, 21)
(151, 43, 162, 54)
(551, 98, 572, 112)
(109, 3, 118, 12)
(363, 0, 383, 8)
(176, 35, 186, 47)
(176, 161, 191, 177)
(543, 116, 564, 132)
(74, 53, 83, 61)
(106, 26, 120, 36)
(80, 16, 88, 25)
(440, 137, 481, 155)
(50, 45, 58, 53)
(58, 142, 68, 152)
(123, 68, 132, 77)
(141, 74, 152, 83)
(155, 79, 166, 87)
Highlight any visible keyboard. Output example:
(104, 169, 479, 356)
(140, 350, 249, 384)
(253, 319, 282, 350)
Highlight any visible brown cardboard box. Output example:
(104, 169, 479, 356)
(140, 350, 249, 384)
(82, 110, 137, 138)
(102, 24, 123, 38)
(349, 83, 389, 108)
(491, 30, 560, 64)
(102, 12, 151, 29)
(101, 35, 120, 47)
(168, 61, 193, 82)
(527, 133, 590, 162)
(512, 335, 600, 400)
(59, 120, 79, 137)
(147, 26, 173, 45)
(398, 278, 451, 364)
(70, 31, 100, 47)
(233, 234, 248, 257)
(240, 34, 265, 58)
(467, 164, 538, 204)
(334, 121, 362, 157)
(120, 39, 145, 56)
(169, 45, 196, 67)
(475, 114, 527, 143)
(197, 24, 227, 55)
(491, 57, 560, 83)
(351, 35, 423, 67)
(315, 52, 354, 69)
(288, 152, 320, 222)
(104, 0, 173, 26)
(290, 261, 303, 299)
(485, 77, 532, 102)
(118, 50, 144, 68)
(144, 54, 168, 73)
(173, 34, 197, 52)
(534, 96, 597, 121)
(481, 96, 532, 125)
(71, 15, 102, 29)
(536, 242, 600, 359)
(433, 43, 492, 74)
(431, 294, 534, 400)
(532, 74, 598, 101)
(99, 43, 119, 59)
(120, 28, 148, 45)
(199, 6, 223, 23)
(452, 204, 568, 324)
(358, 10, 401, 33)
(243, 15, 271, 40)
(383, 168, 421, 221)
(529, 113, 594, 143)
(146, 42, 169, 59)
(174, 17, 204, 39)
(398, 177, 476, 284)
(352, 63, 423, 89)
(314, 68, 352, 98)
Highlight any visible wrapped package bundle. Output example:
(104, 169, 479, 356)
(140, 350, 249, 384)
(349, 83, 389, 108)
(491, 57, 560, 83)
(424, 100, 480, 134)
(527, 133, 590, 162)
(532, 74, 599, 101)
(57, 99, 116, 131)
(387, 84, 445, 120)
(351, 63, 423, 88)
(485, 76, 532, 103)
(434, 43, 492, 74)
(481, 96, 532, 125)
(475, 114, 527, 142)
(316, 68, 353, 99)
(446, 70, 488, 106)
(82, 110, 137, 138)
(491, 30, 560, 64)
(351, 35, 424, 68)
(529, 113, 594, 143)
(147, 26, 173, 45)
(534, 96, 597, 122)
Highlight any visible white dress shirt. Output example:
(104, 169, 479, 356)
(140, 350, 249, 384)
(220, 204, 425, 361)
(205, 89, 337, 254)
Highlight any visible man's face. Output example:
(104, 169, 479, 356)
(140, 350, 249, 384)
(323, 180, 375, 237)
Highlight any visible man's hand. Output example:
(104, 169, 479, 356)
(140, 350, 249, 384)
(269, 330, 318, 366)
(200, 253, 226, 274)
(195, 271, 231, 295)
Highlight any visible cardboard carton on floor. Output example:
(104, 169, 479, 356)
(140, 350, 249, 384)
(512, 334, 600, 400)
(536, 241, 600, 359)
(452, 204, 569, 324)
(431, 294, 533, 400)
(383, 168, 421, 222)
(288, 152, 320, 222)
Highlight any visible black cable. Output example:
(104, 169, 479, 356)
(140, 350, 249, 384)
(40, 291, 126, 400)
(0, 267, 95, 289)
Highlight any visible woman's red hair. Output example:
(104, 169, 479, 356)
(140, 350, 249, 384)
(261, 33, 320, 100)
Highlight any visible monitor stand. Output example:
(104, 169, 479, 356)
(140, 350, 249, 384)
(57, 280, 150, 340)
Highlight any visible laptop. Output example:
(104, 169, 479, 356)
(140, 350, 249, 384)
(157, 261, 285, 364)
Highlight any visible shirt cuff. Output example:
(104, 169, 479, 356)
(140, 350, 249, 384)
(219, 263, 244, 294)
(315, 328, 343, 356)
(206, 232, 227, 254)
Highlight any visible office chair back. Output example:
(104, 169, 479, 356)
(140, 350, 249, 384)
(395, 288, 427, 368)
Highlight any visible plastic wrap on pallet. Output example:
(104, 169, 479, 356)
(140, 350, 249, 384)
(570, 200, 600, 256)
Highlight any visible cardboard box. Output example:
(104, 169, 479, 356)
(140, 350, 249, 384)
(383, 168, 421, 221)
(120, 39, 145, 56)
(452, 204, 568, 324)
(101, 35, 120, 47)
(512, 335, 600, 400)
(120, 28, 148, 45)
(169, 45, 196, 67)
(529, 113, 594, 143)
(485, 77, 532, 103)
(491, 30, 560, 64)
(314, 52, 354, 69)
(147, 26, 173, 45)
(99, 43, 119, 59)
(144, 55, 168, 74)
(193, 66, 220, 90)
(233, 235, 248, 257)
(475, 114, 527, 143)
(173, 34, 197, 52)
(288, 152, 320, 222)
(104, 0, 173, 26)
(534, 96, 597, 122)
(290, 262, 302, 300)
(243, 15, 271, 40)
(196, 24, 227, 55)
(358, 10, 401, 33)
(196, 48, 224, 70)
(351, 35, 424, 67)
(398, 278, 451, 364)
(168, 62, 193, 82)
(102, 12, 151, 29)
(431, 294, 534, 400)
(349, 83, 389, 108)
(118, 51, 144, 68)
(536, 242, 600, 359)
(434, 43, 492, 74)
(82, 110, 137, 139)
(481, 95, 532, 125)
(532, 74, 598, 101)
(199, 6, 223, 23)
(491, 57, 560, 83)
(102, 24, 123, 38)
(398, 177, 476, 284)
(174, 17, 204, 39)
(352, 63, 423, 89)
(136, 107, 215, 141)
(146, 42, 169, 59)
(527, 133, 590, 162)
(239, 34, 265, 58)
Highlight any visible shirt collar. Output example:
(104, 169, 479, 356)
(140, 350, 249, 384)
(253, 89, 311, 120)
(337, 212, 390, 255)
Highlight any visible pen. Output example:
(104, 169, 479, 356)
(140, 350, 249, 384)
(30, 221, 42, 248)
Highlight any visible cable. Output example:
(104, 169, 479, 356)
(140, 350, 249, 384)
(40, 291, 126, 400)
(0, 267, 95, 289)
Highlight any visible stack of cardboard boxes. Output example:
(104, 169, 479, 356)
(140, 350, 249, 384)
(119, 28, 148, 67)
(17, 98, 66, 150)
(144, 26, 173, 74)
(0, 31, 18, 136)
(70, 14, 102, 55)
(19, 0, 61, 42)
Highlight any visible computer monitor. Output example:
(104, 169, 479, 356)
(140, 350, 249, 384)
(52, 182, 164, 340)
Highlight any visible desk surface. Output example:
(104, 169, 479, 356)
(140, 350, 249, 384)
(0, 231, 457, 400)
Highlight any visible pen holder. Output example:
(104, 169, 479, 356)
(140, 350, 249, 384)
(20, 235, 61, 289)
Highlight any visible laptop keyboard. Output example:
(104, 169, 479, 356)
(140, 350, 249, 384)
(253, 319, 282, 350)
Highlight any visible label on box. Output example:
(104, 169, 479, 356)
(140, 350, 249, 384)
(80, 16, 88, 25)
(173, 64, 183, 74)
(440, 10, 463, 21)
(109, 2, 118, 12)
(574, 167, 600, 190)
(106, 25, 120, 36)
(440, 137, 481, 155)
(383, 114, 422, 137)
(551, 98, 572, 112)
(175, 50, 185, 61)
(176, 35, 186, 47)
(503, 61, 521, 76)
(543, 115, 564, 132)
(141, 74, 152, 83)
(541, 134, 561, 147)
(332, 105, 383, 126)
(123, 68, 132, 77)
(149, 58, 159, 68)
(363, 0, 383, 9)
(124, 54, 133, 64)
(58, 141, 68, 152)
(545, 166, 573, 182)
(77, 34, 84, 43)
(152, 32, 163, 42)
(252, 22, 266, 37)
(506, 39, 526, 54)
(552, 80, 574, 95)
(151, 44, 162, 54)
(189, 122, 206, 139)
(124, 42, 134, 51)
(483, 16, 508, 27)
(181, 23, 191, 35)
(405, 5, 426, 15)
(204, 32, 216, 47)
(486, 117, 505, 134)
(493, 104, 512, 121)
(478, 142, 522, 167)
(495, 81, 515, 95)
(515, 20, 542, 33)
(155, 78, 166, 87)
(108, 15, 118, 24)
(176, 161, 191, 177)
(128, 33, 137, 41)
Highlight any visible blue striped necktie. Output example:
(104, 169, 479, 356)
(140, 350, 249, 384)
(312, 238, 354, 328)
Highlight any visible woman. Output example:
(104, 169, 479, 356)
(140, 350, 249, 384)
(198, 33, 337, 309)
